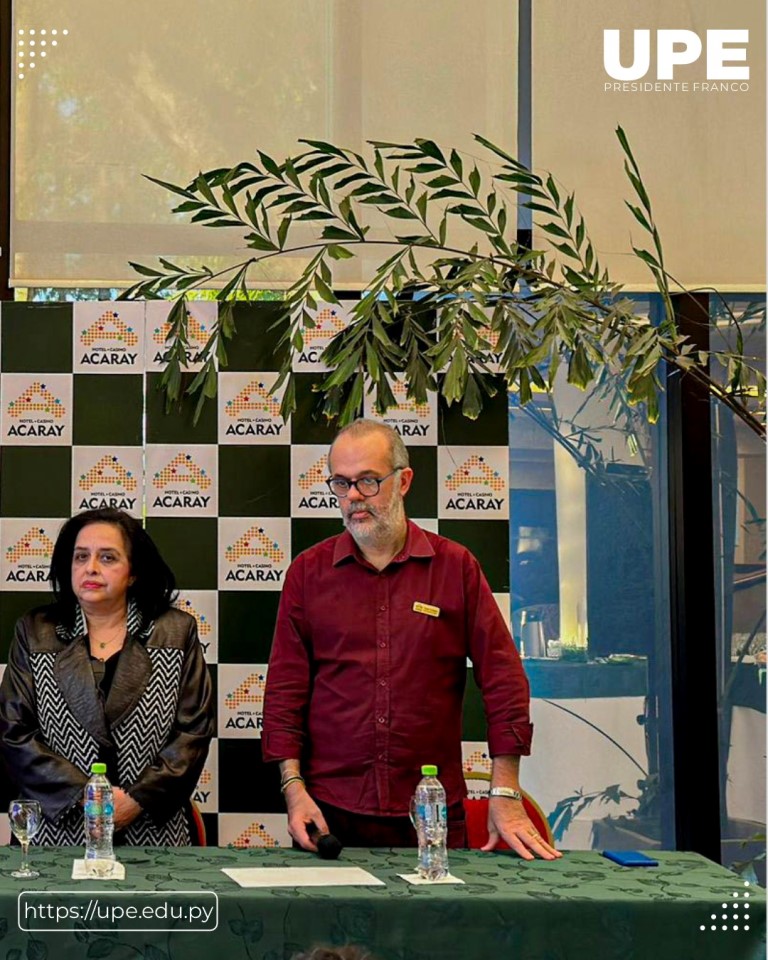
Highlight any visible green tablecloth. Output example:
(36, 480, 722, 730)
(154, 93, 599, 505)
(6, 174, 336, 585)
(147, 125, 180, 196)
(0, 846, 763, 960)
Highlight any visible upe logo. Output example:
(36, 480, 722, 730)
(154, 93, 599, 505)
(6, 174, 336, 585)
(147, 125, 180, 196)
(79, 455, 137, 492)
(604, 29, 749, 81)
(81, 310, 139, 348)
(233, 822, 280, 849)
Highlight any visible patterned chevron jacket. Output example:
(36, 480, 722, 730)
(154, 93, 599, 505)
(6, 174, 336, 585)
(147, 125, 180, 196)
(0, 603, 213, 847)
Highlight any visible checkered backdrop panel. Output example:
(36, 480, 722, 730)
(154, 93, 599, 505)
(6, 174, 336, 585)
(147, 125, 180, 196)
(0, 300, 510, 848)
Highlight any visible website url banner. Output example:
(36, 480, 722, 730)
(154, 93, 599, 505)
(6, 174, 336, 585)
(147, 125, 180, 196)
(18, 891, 218, 932)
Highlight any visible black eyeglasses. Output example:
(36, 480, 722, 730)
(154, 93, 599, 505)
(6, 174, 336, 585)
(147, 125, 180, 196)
(326, 469, 402, 499)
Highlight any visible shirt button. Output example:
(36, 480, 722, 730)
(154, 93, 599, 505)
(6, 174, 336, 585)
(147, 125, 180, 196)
(379, 679, 387, 687)
(379, 605, 387, 612)
(378, 753, 386, 761)
(379, 641, 387, 648)
(377, 716, 386, 724)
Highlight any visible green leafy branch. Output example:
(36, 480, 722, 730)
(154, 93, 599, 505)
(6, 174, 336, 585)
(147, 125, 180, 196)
(121, 129, 765, 437)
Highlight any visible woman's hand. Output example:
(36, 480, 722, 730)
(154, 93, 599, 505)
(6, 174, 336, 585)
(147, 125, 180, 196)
(112, 788, 143, 830)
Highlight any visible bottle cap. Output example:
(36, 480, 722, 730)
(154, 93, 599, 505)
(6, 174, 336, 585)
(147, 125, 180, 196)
(91, 762, 107, 774)
(421, 764, 438, 776)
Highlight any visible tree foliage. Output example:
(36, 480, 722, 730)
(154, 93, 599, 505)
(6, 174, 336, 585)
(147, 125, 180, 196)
(121, 128, 766, 439)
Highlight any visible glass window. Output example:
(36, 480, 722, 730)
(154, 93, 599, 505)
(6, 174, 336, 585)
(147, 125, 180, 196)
(509, 294, 675, 851)
(710, 295, 766, 884)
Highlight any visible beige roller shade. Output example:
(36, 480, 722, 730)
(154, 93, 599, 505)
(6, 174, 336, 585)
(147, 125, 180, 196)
(532, 0, 765, 290)
(11, 0, 517, 288)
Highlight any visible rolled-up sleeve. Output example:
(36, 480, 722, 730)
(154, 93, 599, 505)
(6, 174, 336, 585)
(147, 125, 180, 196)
(261, 554, 312, 762)
(464, 552, 533, 756)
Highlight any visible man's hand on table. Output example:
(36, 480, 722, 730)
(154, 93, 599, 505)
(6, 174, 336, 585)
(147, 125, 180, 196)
(284, 782, 330, 852)
(482, 797, 562, 860)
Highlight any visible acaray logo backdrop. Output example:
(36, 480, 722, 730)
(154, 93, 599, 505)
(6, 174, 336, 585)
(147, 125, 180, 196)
(291, 301, 353, 371)
(146, 300, 217, 372)
(0, 299, 510, 847)
(146, 446, 218, 516)
(462, 742, 493, 799)
(1, 374, 72, 444)
(363, 375, 438, 445)
(174, 591, 218, 663)
(218, 664, 268, 738)
(290, 447, 337, 517)
(0, 519, 63, 588)
(218, 518, 290, 590)
(192, 739, 218, 812)
(74, 302, 145, 373)
(72, 448, 143, 516)
(218, 372, 289, 444)
(218, 813, 290, 848)
(438, 446, 509, 519)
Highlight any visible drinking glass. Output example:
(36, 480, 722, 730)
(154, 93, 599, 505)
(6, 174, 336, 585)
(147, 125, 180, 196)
(8, 800, 41, 879)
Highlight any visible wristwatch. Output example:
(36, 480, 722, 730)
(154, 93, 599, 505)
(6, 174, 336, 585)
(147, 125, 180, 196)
(489, 787, 523, 801)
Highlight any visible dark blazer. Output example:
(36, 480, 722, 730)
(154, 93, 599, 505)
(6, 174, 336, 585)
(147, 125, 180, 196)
(0, 605, 213, 846)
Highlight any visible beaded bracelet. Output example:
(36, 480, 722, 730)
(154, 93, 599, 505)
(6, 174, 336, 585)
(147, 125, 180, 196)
(280, 775, 305, 793)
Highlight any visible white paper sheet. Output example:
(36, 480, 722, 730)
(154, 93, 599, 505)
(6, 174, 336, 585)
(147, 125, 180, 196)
(71, 860, 126, 880)
(221, 866, 385, 888)
(398, 873, 465, 885)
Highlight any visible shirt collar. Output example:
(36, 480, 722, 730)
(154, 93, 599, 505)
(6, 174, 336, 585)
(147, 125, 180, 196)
(332, 519, 435, 568)
(55, 597, 153, 641)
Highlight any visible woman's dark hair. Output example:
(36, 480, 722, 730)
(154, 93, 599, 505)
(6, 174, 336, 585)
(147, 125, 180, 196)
(50, 509, 177, 626)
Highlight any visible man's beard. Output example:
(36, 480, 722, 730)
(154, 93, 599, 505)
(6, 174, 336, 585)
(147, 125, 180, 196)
(343, 492, 406, 548)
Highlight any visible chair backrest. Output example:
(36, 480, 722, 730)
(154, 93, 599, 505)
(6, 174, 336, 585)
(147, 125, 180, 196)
(186, 799, 207, 846)
(462, 772, 554, 849)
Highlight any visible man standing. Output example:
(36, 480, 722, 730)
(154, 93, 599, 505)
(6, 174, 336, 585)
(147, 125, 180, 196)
(262, 419, 559, 860)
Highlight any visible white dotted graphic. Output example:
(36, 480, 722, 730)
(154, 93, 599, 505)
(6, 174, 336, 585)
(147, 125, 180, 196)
(16, 26, 68, 79)
(700, 881, 752, 932)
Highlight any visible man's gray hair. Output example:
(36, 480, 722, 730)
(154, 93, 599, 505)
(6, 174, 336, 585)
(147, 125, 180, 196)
(329, 419, 409, 471)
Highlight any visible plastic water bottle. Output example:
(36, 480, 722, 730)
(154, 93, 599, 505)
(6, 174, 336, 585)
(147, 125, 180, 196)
(84, 762, 116, 877)
(411, 764, 448, 880)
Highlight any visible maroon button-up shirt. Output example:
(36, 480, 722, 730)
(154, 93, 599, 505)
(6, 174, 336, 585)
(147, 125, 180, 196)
(261, 521, 533, 816)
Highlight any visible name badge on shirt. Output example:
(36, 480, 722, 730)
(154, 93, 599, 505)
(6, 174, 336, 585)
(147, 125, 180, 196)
(413, 601, 441, 618)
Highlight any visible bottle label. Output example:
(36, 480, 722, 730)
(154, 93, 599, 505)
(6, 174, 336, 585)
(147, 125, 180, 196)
(417, 801, 447, 824)
(84, 800, 102, 817)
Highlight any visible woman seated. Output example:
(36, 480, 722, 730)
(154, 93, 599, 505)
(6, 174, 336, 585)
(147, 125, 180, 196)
(0, 508, 214, 846)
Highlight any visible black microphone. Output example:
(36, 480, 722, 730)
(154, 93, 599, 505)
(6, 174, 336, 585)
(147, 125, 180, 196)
(307, 823, 343, 860)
